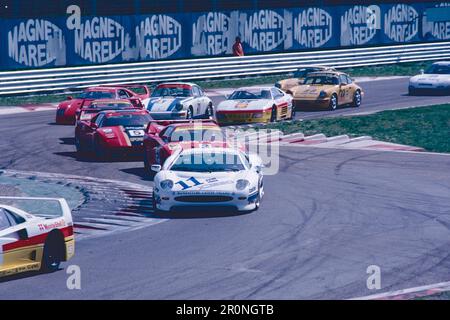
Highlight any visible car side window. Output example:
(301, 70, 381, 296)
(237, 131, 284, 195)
(5, 209, 24, 226)
(271, 88, 283, 99)
(118, 90, 129, 99)
(162, 127, 175, 142)
(95, 114, 105, 127)
(346, 75, 353, 84)
(196, 87, 204, 96)
(340, 75, 348, 85)
(192, 87, 200, 97)
(0, 209, 12, 231)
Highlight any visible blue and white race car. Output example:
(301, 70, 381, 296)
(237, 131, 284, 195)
(145, 82, 214, 120)
(151, 147, 264, 213)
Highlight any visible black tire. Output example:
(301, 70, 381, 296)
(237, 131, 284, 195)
(186, 106, 194, 119)
(289, 103, 296, 120)
(205, 104, 214, 119)
(270, 105, 277, 122)
(329, 94, 338, 110)
(75, 136, 86, 154)
(352, 90, 362, 108)
(408, 87, 417, 96)
(41, 232, 65, 273)
(94, 137, 110, 160)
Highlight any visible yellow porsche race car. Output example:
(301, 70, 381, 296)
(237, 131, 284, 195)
(275, 66, 336, 95)
(0, 197, 75, 278)
(291, 71, 363, 110)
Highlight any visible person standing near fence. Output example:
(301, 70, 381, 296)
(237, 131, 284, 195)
(232, 37, 244, 57)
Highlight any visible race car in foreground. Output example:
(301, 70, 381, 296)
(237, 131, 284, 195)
(291, 71, 363, 110)
(56, 85, 150, 125)
(275, 65, 336, 94)
(145, 83, 214, 120)
(143, 120, 224, 170)
(0, 197, 75, 277)
(152, 147, 264, 213)
(75, 109, 152, 159)
(215, 87, 294, 125)
(409, 61, 450, 95)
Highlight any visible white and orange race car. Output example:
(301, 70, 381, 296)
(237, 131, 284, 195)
(0, 197, 75, 278)
(215, 87, 294, 125)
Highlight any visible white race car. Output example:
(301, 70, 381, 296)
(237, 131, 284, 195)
(409, 61, 450, 95)
(215, 86, 294, 125)
(146, 82, 214, 120)
(0, 197, 75, 277)
(152, 147, 264, 213)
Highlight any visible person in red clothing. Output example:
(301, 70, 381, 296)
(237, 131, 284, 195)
(232, 37, 244, 56)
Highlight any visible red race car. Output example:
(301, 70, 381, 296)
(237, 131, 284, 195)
(143, 120, 232, 172)
(56, 85, 150, 125)
(75, 110, 153, 159)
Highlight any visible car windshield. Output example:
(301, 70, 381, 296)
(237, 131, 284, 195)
(169, 151, 246, 172)
(90, 103, 133, 109)
(79, 91, 115, 99)
(152, 86, 191, 97)
(424, 65, 450, 74)
(304, 75, 339, 85)
(102, 114, 151, 127)
(228, 89, 271, 100)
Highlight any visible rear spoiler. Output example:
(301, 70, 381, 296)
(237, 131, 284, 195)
(0, 197, 72, 221)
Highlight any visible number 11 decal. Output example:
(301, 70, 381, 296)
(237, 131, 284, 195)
(175, 177, 203, 190)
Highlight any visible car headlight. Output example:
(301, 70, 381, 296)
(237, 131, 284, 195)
(175, 103, 183, 111)
(101, 128, 113, 134)
(318, 91, 327, 99)
(236, 179, 250, 190)
(160, 179, 174, 190)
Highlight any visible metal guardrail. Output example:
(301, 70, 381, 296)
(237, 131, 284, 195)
(1, 41, 449, 96)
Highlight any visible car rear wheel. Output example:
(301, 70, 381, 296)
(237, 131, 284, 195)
(41, 232, 65, 273)
(352, 90, 362, 108)
(329, 94, 338, 110)
(289, 104, 296, 120)
(205, 104, 214, 119)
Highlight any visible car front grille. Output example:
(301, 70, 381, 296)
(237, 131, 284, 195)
(174, 195, 233, 203)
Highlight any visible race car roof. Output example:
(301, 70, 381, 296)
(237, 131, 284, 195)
(433, 61, 450, 66)
(235, 86, 275, 91)
(306, 71, 345, 77)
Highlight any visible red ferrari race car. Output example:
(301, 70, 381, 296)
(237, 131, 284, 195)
(56, 85, 150, 125)
(75, 110, 153, 159)
(143, 120, 241, 172)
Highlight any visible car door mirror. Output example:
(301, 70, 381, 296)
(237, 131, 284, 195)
(90, 122, 98, 129)
(151, 164, 161, 172)
(67, 96, 73, 100)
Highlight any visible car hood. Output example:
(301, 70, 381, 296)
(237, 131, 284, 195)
(217, 99, 272, 112)
(158, 170, 252, 193)
(146, 96, 194, 112)
(292, 85, 333, 97)
(410, 74, 450, 83)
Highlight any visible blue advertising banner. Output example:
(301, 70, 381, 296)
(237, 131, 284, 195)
(0, 2, 449, 70)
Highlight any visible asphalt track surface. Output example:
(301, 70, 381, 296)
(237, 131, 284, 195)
(1, 78, 450, 299)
